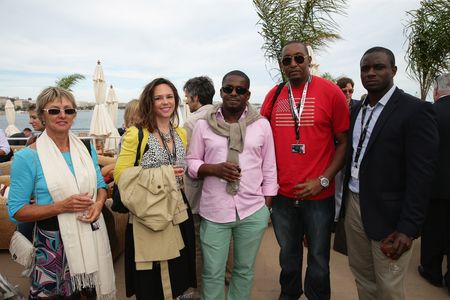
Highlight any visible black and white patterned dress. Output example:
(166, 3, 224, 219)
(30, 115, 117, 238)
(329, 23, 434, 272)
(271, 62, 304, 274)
(124, 130, 196, 300)
(141, 131, 185, 188)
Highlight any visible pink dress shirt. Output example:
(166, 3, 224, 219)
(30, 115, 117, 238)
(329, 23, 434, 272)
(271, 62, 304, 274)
(186, 109, 278, 223)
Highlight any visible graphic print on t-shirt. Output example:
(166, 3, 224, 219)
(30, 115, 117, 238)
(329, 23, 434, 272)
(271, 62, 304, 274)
(274, 96, 315, 127)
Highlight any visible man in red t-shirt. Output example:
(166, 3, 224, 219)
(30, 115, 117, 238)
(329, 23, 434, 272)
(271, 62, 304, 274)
(260, 41, 349, 300)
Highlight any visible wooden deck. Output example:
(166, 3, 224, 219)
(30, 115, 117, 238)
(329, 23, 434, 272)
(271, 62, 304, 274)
(0, 225, 448, 299)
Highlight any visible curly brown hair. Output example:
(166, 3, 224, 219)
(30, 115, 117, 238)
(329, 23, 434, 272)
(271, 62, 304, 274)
(136, 78, 180, 132)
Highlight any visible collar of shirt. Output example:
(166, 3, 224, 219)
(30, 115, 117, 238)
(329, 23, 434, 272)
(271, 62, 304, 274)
(216, 105, 249, 121)
(367, 85, 396, 108)
(437, 94, 450, 101)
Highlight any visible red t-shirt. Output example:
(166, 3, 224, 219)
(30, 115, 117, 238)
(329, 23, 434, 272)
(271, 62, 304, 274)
(260, 76, 349, 200)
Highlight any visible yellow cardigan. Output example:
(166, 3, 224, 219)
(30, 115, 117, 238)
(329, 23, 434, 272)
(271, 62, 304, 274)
(114, 126, 187, 183)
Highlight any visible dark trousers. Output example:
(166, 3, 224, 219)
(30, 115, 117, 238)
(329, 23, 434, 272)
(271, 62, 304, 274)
(271, 195, 334, 300)
(420, 197, 450, 283)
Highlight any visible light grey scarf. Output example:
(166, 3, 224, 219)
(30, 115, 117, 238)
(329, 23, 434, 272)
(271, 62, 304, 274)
(206, 103, 261, 195)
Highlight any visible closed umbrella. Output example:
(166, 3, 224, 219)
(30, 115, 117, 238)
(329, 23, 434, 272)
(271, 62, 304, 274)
(307, 45, 320, 76)
(106, 85, 119, 127)
(4, 100, 20, 137)
(89, 61, 120, 152)
(177, 106, 185, 127)
(179, 99, 189, 127)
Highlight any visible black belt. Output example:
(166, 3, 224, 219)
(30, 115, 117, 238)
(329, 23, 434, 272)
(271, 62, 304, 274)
(37, 216, 59, 231)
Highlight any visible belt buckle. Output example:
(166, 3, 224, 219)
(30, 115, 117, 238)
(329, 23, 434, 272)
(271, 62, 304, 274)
(293, 200, 302, 207)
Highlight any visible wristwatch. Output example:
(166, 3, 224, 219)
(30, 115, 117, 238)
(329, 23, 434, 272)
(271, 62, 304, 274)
(318, 176, 330, 188)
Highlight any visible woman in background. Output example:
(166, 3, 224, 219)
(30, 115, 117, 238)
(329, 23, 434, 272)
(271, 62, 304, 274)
(101, 99, 140, 181)
(114, 78, 196, 299)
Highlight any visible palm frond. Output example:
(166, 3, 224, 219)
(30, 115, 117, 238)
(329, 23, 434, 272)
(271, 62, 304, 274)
(404, 0, 450, 99)
(253, 0, 348, 81)
(55, 73, 86, 91)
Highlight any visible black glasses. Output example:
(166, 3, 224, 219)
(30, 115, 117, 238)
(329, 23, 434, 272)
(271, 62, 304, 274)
(281, 55, 306, 66)
(341, 88, 354, 94)
(43, 108, 77, 115)
(221, 86, 248, 95)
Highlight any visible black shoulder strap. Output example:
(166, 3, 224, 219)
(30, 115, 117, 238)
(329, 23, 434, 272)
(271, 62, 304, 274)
(268, 82, 286, 121)
(134, 128, 144, 166)
(0, 150, 13, 163)
(82, 139, 92, 157)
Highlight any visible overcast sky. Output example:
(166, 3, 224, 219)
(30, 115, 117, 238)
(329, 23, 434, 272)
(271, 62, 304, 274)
(0, 0, 424, 104)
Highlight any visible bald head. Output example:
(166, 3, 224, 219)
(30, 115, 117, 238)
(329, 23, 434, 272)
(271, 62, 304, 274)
(281, 41, 309, 57)
(434, 73, 450, 101)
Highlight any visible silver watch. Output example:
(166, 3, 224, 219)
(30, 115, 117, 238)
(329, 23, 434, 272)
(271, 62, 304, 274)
(318, 176, 330, 188)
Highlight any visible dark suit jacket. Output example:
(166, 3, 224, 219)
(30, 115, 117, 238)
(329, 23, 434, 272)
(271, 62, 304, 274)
(343, 88, 439, 240)
(432, 95, 450, 199)
(350, 99, 360, 112)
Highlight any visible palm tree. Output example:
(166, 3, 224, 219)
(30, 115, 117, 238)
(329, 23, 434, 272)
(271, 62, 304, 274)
(253, 0, 347, 81)
(404, 0, 450, 100)
(321, 72, 337, 83)
(55, 73, 86, 91)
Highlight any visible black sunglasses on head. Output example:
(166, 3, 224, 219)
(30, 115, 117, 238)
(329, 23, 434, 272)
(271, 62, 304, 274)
(221, 86, 248, 95)
(43, 108, 77, 115)
(281, 55, 306, 66)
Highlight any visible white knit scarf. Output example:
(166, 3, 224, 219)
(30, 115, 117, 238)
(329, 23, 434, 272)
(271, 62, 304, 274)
(36, 131, 116, 300)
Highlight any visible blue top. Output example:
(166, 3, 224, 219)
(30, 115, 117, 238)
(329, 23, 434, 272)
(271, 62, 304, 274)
(8, 144, 107, 223)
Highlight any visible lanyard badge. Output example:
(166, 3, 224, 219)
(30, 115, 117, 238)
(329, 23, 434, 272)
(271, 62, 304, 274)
(351, 99, 377, 179)
(288, 76, 311, 154)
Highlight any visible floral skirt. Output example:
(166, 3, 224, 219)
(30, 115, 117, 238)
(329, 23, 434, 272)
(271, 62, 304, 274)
(29, 227, 73, 299)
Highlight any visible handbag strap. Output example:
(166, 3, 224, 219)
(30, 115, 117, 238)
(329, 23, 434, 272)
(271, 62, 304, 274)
(31, 151, 39, 245)
(134, 127, 145, 166)
(266, 82, 286, 121)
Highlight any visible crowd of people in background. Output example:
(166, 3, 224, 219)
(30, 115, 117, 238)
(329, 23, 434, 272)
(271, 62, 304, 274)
(3, 41, 449, 300)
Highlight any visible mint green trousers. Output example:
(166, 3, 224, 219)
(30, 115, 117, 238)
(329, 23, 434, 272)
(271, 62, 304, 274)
(200, 206, 270, 300)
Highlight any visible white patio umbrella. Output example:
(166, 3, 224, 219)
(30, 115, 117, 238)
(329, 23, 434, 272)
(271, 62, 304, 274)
(179, 98, 189, 126)
(4, 100, 20, 137)
(307, 45, 321, 76)
(177, 105, 185, 127)
(106, 85, 119, 127)
(89, 61, 120, 152)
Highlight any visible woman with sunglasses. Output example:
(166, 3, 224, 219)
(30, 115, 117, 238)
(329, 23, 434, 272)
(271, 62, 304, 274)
(114, 78, 196, 300)
(8, 87, 116, 299)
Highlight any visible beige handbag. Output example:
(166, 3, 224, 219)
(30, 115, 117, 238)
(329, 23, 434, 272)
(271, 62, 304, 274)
(8, 156, 37, 277)
(9, 230, 35, 269)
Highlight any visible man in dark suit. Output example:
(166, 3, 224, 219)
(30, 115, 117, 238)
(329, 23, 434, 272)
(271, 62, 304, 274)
(335, 77, 360, 223)
(419, 73, 450, 292)
(333, 77, 360, 255)
(343, 47, 439, 300)
(336, 77, 360, 111)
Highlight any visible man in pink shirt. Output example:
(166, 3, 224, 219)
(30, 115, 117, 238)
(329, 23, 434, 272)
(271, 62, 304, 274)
(186, 70, 278, 300)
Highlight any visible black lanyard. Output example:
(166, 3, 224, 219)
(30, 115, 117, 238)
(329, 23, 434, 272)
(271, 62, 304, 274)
(353, 100, 376, 166)
(288, 76, 311, 143)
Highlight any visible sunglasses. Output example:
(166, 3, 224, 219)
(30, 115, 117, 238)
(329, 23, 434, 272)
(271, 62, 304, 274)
(43, 108, 77, 115)
(221, 86, 248, 95)
(341, 88, 354, 94)
(281, 55, 306, 66)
